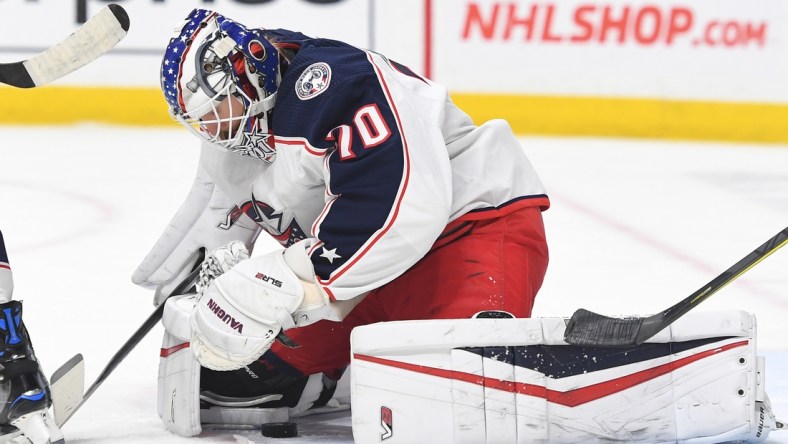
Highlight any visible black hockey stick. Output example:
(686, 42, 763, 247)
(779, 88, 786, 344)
(51, 266, 200, 427)
(0, 4, 129, 88)
(564, 226, 788, 347)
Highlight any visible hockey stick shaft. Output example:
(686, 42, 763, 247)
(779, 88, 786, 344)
(54, 267, 200, 426)
(660, 227, 788, 323)
(0, 4, 129, 88)
(564, 226, 788, 347)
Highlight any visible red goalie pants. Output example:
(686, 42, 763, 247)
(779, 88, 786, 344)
(265, 205, 549, 377)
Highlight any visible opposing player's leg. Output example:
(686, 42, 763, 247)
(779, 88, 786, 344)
(0, 231, 13, 304)
(0, 231, 61, 443)
(0, 301, 62, 444)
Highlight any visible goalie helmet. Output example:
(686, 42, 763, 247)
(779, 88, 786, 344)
(161, 9, 280, 162)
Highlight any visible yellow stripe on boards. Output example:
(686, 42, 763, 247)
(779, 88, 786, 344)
(0, 86, 173, 126)
(2, 86, 787, 144)
(452, 93, 788, 144)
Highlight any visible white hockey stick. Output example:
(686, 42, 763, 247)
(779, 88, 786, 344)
(0, 4, 129, 88)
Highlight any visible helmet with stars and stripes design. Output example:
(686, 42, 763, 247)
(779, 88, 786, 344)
(160, 9, 280, 162)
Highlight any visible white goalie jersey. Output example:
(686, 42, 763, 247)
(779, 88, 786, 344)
(137, 32, 548, 306)
(194, 35, 548, 303)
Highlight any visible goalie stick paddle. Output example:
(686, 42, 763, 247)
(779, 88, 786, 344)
(564, 226, 788, 347)
(50, 354, 85, 427)
(50, 266, 200, 427)
(0, 4, 129, 88)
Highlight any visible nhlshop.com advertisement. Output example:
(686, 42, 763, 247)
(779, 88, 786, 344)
(460, 3, 767, 49)
(433, 0, 787, 103)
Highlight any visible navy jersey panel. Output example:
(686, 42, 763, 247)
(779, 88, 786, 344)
(267, 31, 407, 281)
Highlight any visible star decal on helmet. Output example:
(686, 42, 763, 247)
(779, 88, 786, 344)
(233, 127, 276, 163)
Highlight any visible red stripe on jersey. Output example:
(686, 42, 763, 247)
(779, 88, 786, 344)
(317, 53, 411, 288)
(354, 340, 747, 407)
(323, 287, 337, 302)
(311, 189, 338, 239)
(0, 263, 9, 270)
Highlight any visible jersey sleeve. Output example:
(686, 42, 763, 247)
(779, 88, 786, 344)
(276, 48, 453, 301)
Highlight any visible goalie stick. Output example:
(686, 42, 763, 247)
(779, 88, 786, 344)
(564, 226, 788, 347)
(0, 4, 129, 88)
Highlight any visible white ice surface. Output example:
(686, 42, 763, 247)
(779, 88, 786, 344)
(0, 125, 786, 443)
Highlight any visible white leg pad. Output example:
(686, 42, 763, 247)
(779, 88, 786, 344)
(158, 295, 202, 437)
(351, 310, 780, 443)
(158, 295, 295, 436)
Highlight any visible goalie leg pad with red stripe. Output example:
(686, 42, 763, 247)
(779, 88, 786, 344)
(350, 310, 779, 443)
(158, 295, 203, 437)
(158, 295, 343, 437)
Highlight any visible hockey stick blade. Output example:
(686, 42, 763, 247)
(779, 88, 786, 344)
(565, 226, 788, 347)
(0, 4, 129, 88)
(50, 354, 85, 427)
(51, 267, 199, 427)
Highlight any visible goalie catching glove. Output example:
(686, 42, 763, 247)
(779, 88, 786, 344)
(190, 239, 359, 371)
(196, 240, 249, 295)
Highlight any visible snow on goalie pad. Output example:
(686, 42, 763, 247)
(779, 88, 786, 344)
(350, 311, 776, 443)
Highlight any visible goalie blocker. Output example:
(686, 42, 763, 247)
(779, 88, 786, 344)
(351, 310, 783, 443)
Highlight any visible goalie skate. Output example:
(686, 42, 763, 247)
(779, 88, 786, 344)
(0, 301, 63, 444)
